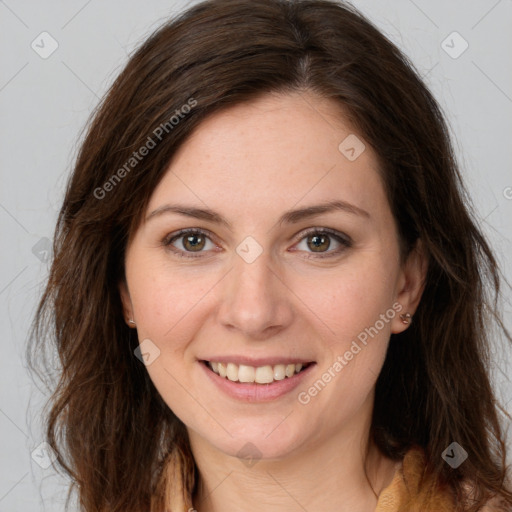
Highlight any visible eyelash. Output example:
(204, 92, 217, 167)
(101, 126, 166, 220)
(162, 227, 352, 260)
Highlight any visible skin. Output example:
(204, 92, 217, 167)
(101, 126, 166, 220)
(120, 91, 428, 512)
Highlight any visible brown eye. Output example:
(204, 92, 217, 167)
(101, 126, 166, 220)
(294, 228, 352, 259)
(163, 229, 216, 258)
(182, 232, 206, 252)
(307, 233, 331, 252)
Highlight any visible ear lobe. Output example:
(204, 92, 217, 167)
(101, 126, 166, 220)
(392, 239, 428, 334)
(119, 279, 135, 326)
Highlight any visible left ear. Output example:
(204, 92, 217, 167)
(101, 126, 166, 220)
(391, 238, 428, 334)
(119, 278, 136, 328)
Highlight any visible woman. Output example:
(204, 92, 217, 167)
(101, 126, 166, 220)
(29, 0, 512, 511)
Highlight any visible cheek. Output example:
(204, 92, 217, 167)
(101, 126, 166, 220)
(295, 253, 398, 341)
(128, 259, 217, 343)
(128, 269, 208, 419)
(297, 254, 397, 404)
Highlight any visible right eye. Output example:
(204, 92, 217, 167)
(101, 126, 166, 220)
(162, 229, 218, 258)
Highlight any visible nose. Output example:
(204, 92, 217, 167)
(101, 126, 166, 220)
(216, 248, 294, 340)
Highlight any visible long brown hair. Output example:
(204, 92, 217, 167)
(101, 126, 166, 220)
(29, 0, 512, 510)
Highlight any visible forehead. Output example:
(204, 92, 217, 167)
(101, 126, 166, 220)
(146, 91, 389, 227)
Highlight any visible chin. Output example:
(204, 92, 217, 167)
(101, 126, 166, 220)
(201, 417, 308, 461)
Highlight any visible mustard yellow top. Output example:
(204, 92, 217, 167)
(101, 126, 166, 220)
(155, 444, 504, 511)
(375, 446, 455, 511)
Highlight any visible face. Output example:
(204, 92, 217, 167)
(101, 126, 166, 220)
(120, 91, 425, 461)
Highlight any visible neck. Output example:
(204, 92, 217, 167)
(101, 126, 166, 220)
(188, 408, 398, 512)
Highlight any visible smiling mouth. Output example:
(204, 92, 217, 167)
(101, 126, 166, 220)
(203, 360, 313, 384)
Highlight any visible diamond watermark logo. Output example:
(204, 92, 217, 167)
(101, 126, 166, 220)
(237, 442, 263, 468)
(134, 338, 161, 366)
(441, 31, 468, 59)
(31, 442, 57, 469)
(31, 31, 59, 59)
(338, 134, 366, 161)
(32, 237, 52, 263)
(236, 236, 263, 264)
(442, 442, 468, 468)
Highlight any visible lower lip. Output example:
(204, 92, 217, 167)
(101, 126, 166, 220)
(199, 361, 316, 403)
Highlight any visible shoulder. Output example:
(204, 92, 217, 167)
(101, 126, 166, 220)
(471, 495, 511, 512)
(390, 446, 511, 512)
(376, 446, 455, 511)
(460, 481, 512, 512)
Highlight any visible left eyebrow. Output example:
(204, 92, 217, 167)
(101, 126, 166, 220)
(277, 199, 370, 226)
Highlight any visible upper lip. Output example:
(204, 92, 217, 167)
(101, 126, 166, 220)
(200, 356, 315, 366)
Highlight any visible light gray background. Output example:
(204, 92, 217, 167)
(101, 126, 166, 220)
(1, 0, 511, 510)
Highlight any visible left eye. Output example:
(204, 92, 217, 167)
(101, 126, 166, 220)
(292, 229, 352, 258)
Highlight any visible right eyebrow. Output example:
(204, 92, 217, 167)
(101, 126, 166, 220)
(146, 205, 232, 228)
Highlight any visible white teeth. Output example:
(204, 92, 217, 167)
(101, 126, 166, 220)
(218, 362, 227, 378)
(285, 364, 295, 378)
(238, 364, 255, 383)
(255, 365, 274, 384)
(226, 363, 238, 381)
(207, 360, 308, 383)
(273, 364, 286, 380)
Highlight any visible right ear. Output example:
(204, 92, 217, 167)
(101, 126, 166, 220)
(119, 279, 135, 327)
